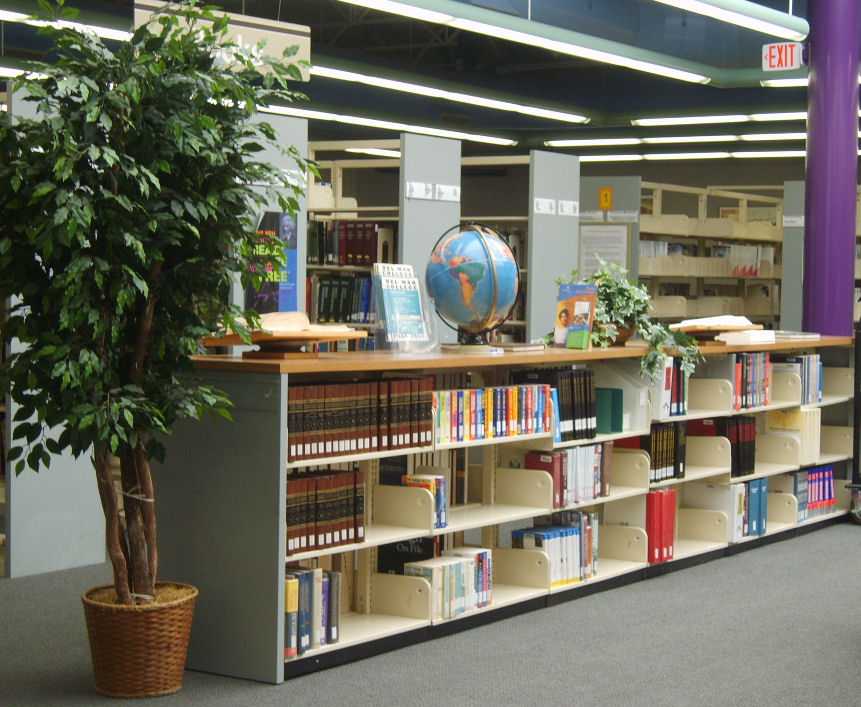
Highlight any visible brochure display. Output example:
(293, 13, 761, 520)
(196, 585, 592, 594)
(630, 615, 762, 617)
(372, 263, 439, 353)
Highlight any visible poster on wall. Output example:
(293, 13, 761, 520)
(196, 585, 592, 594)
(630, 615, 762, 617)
(578, 223, 629, 278)
(244, 211, 298, 314)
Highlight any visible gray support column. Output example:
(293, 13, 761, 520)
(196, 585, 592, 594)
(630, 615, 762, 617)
(399, 133, 462, 344)
(526, 151, 580, 342)
(802, 0, 860, 335)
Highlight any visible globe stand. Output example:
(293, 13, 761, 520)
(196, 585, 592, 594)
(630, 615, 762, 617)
(440, 329, 503, 355)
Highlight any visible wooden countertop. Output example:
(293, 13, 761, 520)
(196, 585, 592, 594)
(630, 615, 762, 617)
(191, 336, 853, 376)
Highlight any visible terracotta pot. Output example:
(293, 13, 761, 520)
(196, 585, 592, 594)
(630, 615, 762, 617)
(82, 582, 198, 698)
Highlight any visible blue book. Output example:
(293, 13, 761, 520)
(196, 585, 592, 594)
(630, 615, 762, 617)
(320, 573, 330, 646)
(758, 477, 768, 535)
(284, 567, 314, 655)
(748, 480, 760, 536)
(551, 388, 562, 443)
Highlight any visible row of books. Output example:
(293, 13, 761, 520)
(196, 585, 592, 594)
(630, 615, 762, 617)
(381, 449, 471, 507)
(646, 488, 676, 563)
(287, 376, 434, 462)
(524, 442, 613, 508)
(511, 366, 597, 442)
(311, 274, 374, 324)
(683, 479, 768, 542)
(765, 406, 821, 466)
(772, 354, 822, 405)
(771, 465, 838, 522)
(652, 356, 689, 418)
(692, 352, 772, 411)
(307, 219, 396, 267)
(616, 421, 686, 482)
(432, 384, 554, 445)
(284, 567, 341, 658)
(380, 470, 448, 529)
(403, 547, 493, 619)
(688, 416, 756, 477)
(286, 470, 365, 554)
(511, 512, 599, 587)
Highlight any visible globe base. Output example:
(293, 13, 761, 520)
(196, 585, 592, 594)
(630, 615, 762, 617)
(441, 342, 503, 355)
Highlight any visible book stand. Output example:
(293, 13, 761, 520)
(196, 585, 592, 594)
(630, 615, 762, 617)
(200, 330, 368, 359)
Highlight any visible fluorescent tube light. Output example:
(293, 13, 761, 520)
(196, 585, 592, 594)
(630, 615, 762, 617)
(345, 147, 402, 158)
(632, 114, 749, 126)
(578, 154, 645, 162)
(0, 9, 131, 41)
(739, 132, 806, 141)
(311, 65, 590, 123)
(448, 18, 709, 84)
(762, 75, 861, 88)
(544, 137, 642, 147)
(731, 150, 806, 158)
(262, 105, 518, 146)
(642, 134, 738, 143)
(749, 111, 807, 121)
(643, 151, 731, 160)
(333, 0, 454, 23)
(760, 77, 808, 88)
(633, 111, 808, 126)
(649, 0, 808, 41)
(334, 1, 711, 84)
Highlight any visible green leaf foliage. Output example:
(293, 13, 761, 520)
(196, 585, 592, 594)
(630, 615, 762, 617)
(555, 256, 702, 382)
(0, 1, 311, 472)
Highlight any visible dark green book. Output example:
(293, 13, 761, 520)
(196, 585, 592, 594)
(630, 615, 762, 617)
(595, 387, 623, 434)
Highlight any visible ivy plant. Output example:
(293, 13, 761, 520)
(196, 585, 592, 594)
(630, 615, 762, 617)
(553, 257, 702, 382)
(0, 1, 311, 604)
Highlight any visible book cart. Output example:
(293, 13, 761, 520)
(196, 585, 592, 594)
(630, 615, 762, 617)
(150, 337, 854, 684)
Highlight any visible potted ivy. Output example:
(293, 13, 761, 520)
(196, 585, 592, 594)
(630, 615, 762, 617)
(0, 1, 308, 697)
(554, 257, 702, 381)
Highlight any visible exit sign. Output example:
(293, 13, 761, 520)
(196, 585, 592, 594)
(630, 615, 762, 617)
(762, 41, 803, 71)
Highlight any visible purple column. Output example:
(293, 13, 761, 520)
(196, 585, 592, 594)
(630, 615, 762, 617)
(803, 0, 860, 335)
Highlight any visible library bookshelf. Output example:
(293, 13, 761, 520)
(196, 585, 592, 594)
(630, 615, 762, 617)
(639, 182, 784, 326)
(152, 337, 854, 683)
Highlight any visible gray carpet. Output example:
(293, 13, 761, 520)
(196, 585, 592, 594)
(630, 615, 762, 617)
(1, 522, 860, 706)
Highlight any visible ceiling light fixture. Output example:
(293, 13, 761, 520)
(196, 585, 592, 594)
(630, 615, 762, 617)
(336, 0, 455, 23)
(739, 132, 806, 141)
(632, 114, 749, 126)
(731, 150, 806, 158)
(632, 110, 808, 126)
(749, 111, 807, 121)
(760, 77, 808, 88)
(642, 134, 738, 144)
(335, 0, 711, 84)
(544, 137, 642, 147)
(311, 65, 590, 123)
(643, 151, 731, 160)
(344, 147, 402, 158)
(578, 154, 645, 162)
(648, 0, 808, 41)
(761, 75, 861, 88)
(262, 104, 518, 146)
(0, 9, 132, 41)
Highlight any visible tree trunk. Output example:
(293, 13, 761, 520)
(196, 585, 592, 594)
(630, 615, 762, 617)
(119, 453, 154, 599)
(133, 444, 158, 588)
(93, 447, 133, 605)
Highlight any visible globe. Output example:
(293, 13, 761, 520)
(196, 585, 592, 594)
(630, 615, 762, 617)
(426, 224, 520, 346)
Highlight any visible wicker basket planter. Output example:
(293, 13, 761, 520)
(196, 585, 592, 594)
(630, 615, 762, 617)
(82, 582, 198, 698)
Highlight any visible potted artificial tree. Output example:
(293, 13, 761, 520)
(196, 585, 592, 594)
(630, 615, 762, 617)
(0, 1, 309, 697)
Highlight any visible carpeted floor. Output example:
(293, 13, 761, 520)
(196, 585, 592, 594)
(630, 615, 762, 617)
(1, 521, 859, 706)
